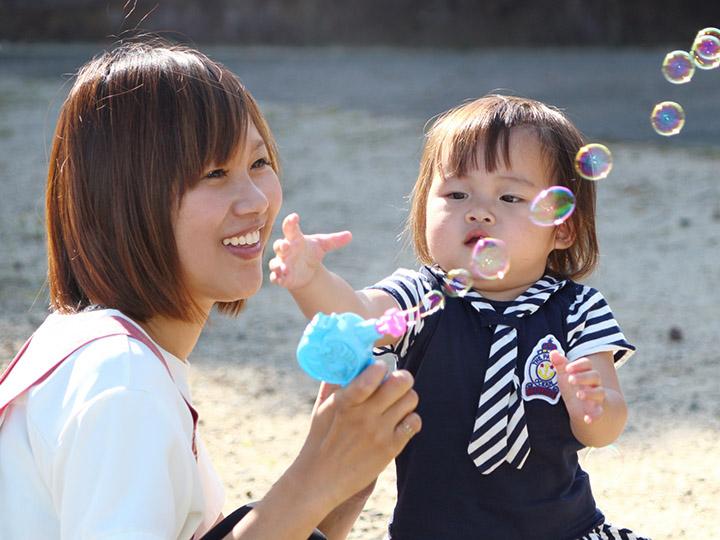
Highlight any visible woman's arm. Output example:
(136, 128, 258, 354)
(227, 363, 420, 539)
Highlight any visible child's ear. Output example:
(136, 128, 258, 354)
(553, 222, 575, 250)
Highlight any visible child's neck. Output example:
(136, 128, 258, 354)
(471, 271, 548, 302)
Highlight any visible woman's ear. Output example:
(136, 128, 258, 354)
(553, 221, 576, 250)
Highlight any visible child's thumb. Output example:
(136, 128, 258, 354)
(549, 350, 568, 373)
(316, 230, 353, 253)
(282, 212, 304, 239)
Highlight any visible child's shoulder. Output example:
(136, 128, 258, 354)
(556, 278, 605, 308)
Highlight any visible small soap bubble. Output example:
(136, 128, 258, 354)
(574, 143, 613, 181)
(661, 50, 695, 83)
(419, 290, 445, 318)
(693, 34, 720, 61)
(443, 268, 473, 297)
(529, 186, 576, 227)
(692, 29, 720, 69)
(470, 238, 510, 280)
(650, 101, 685, 136)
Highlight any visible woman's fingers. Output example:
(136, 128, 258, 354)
(334, 361, 389, 407)
(394, 412, 422, 440)
(365, 369, 414, 413)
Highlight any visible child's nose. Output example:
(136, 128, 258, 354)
(465, 205, 495, 225)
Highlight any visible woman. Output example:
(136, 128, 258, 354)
(0, 39, 420, 539)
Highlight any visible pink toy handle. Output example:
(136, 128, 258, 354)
(374, 308, 408, 338)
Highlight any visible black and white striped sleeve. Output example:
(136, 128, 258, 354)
(565, 285, 635, 367)
(366, 268, 434, 360)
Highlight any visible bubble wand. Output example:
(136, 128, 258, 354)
(296, 290, 444, 386)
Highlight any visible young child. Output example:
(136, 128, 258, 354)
(0, 40, 421, 540)
(270, 95, 648, 539)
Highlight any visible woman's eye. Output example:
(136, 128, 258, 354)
(205, 168, 228, 179)
(500, 194, 523, 203)
(252, 157, 271, 169)
(447, 192, 467, 200)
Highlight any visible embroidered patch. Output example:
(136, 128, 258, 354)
(522, 334, 563, 404)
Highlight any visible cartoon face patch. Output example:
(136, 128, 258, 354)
(522, 334, 564, 404)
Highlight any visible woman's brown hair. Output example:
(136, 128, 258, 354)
(46, 39, 279, 322)
(407, 94, 598, 281)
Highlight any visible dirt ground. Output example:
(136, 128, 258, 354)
(1, 43, 718, 539)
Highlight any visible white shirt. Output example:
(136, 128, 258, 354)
(0, 309, 224, 539)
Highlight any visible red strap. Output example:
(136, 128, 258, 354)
(0, 315, 198, 458)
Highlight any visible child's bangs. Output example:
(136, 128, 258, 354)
(433, 109, 514, 180)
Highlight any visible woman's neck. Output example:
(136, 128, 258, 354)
(138, 314, 206, 361)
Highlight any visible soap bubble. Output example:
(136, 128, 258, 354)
(661, 50, 695, 83)
(650, 101, 685, 136)
(529, 186, 576, 227)
(693, 34, 720, 61)
(419, 290, 445, 317)
(575, 143, 613, 181)
(443, 268, 473, 297)
(470, 238, 510, 280)
(692, 29, 720, 69)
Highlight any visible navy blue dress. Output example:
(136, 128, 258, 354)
(371, 266, 635, 540)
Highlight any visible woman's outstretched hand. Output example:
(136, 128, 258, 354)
(269, 213, 352, 291)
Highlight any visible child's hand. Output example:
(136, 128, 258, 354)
(550, 350, 605, 425)
(269, 213, 352, 290)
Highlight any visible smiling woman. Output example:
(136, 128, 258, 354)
(0, 38, 420, 540)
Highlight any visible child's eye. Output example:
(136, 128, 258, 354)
(204, 168, 228, 179)
(500, 194, 523, 203)
(251, 157, 271, 169)
(447, 192, 468, 200)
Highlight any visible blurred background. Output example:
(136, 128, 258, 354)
(2, 0, 720, 47)
(1, 2, 719, 539)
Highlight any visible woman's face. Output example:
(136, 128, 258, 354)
(174, 121, 282, 314)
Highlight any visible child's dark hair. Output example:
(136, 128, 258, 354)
(46, 39, 279, 322)
(407, 94, 598, 280)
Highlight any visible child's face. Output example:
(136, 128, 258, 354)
(425, 127, 572, 300)
(173, 122, 282, 313)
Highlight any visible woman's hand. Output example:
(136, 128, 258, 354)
(229, 362, 419, 540)
(268, 213, 352, 291)
(299, 361, 420, 509)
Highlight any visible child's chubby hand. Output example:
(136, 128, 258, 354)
(550, 350, 606, 425)
(269, 213, 352, 290)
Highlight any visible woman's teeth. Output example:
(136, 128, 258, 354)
(222, 230, 260, 246)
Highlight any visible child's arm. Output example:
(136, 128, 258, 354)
(269, 213, 399, 341)
(550, 350, 628, 448)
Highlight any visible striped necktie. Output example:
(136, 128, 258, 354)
(461, 275, 565, 474)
